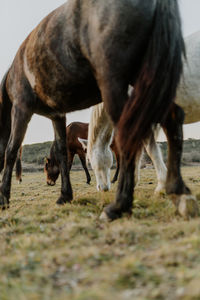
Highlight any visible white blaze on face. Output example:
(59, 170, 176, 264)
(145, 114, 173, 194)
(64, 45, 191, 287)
(24, 54, 36, 89)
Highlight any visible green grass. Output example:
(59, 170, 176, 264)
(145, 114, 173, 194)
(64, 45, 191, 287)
(1, 167, 200, 299)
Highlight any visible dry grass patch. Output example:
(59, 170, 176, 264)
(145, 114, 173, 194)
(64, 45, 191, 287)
(0, 167, 200, 299)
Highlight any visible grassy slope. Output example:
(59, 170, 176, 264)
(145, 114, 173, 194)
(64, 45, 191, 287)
(0, 167, 200, 300)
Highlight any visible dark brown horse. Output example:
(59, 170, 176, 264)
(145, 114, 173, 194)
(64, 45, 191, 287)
(0, 0, 188, 220)
(44, 122, 91, 185)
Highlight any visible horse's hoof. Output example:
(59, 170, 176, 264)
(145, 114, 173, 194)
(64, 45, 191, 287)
(154, 186, 165, 196)
(99, 211, 111, 222)
(56, 198, 66, 205)
(86, 181, 91, 185)
(0, 193, 10, 210)
(102, 203, 132, 221)
(56, 195, 72, 205)
(171, 194, 199, 219)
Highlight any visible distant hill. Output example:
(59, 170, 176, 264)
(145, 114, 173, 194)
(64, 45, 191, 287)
(22, 142, 52, 165)
(143, 138, 200, 165)
(21, 138, 200, 171)
(22, 141, 81, 170)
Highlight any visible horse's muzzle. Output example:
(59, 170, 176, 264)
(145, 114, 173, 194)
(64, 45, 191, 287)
(47, 180, 56, 186)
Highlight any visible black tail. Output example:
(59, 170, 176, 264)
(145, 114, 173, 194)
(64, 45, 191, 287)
(118, 0, 185, 160)
(16, 147, 22, 182)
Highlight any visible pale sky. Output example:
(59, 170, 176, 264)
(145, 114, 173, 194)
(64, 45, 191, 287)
(0, 0, 200, 144)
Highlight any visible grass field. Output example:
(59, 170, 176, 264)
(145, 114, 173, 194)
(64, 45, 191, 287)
(1, 166, 200, 300)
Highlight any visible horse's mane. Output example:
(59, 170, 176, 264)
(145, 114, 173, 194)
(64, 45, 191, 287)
(87, 103, 113, 155)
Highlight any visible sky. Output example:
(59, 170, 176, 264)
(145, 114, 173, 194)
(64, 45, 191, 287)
(0, 0, 200, 144)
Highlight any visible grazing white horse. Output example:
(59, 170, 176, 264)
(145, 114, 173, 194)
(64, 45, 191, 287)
(79, 102, 162, 193)
(79, 103, 114, 191)
(80, 31, 200, 197)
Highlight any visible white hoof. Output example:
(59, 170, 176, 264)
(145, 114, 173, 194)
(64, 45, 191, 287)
(154, 183, 166, 196)
(171, 194, 199, 219)
(99, 211, 110, 222)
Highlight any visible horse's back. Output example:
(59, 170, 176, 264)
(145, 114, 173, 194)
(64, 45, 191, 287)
(67, 122, 88, 153)
(6, 0, 157, 116)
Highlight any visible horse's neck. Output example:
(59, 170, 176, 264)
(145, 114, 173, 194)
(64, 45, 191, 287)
(88, 103, 113, 154)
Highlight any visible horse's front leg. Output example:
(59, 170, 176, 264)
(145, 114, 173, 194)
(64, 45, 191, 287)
(52, 116, 73, 205)
(111, 151, 120, 184)
(0, 137, 9, 173)
(67, 151, 74, 172)
(162, 104, 199, 218)
(78, 153, 91, 184)
(101, 154, 135, 221)
(0, 105, 32, 209)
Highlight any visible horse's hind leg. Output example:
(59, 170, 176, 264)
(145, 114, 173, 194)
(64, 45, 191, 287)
(0, 104, 32, 209)
(101, 154, 135, 220)
(143, 130, 167, 194)
(162, 104, 199, 218)
(78, 152, 91, 184)
(67, 151, 74, 172)
(51, 116, 73, 205)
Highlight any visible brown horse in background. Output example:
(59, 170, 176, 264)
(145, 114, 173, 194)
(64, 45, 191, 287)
(44, 120, 119, 186)
(44, 122, 91, 185)
(0, 0, 188, 220)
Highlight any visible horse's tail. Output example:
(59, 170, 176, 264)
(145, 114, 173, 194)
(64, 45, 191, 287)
(117, 0, 185, 161)
(15, 147, 22, 183)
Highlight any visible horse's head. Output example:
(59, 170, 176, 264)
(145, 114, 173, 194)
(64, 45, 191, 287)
(79, 138, 113, 191)
(44, 157, 60, 186)
(91, 147, 113, 192)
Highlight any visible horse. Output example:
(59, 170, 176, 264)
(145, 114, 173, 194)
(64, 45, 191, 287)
(79, 103, 114, 191)
(139, 30, 200, 196)
(0, 0, 187, 221)
(44, 121, 91, 185)
(134, 30, 200, 199)
(81, 30, 200, 219)
(79, 103, 163, 194)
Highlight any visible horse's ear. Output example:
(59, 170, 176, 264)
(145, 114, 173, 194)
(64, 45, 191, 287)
(78, 137, 88, 151)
